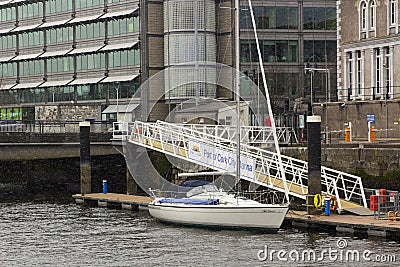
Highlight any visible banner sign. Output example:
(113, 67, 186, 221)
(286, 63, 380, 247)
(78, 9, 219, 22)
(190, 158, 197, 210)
(188, 140, 256, 180)
(0, 107, 23, 121)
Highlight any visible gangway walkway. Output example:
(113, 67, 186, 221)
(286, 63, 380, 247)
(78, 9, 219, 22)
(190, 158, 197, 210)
(120, 120, 368, 213)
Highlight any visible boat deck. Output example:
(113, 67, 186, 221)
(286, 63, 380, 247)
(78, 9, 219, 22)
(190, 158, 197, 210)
(73, 193, 153, 210)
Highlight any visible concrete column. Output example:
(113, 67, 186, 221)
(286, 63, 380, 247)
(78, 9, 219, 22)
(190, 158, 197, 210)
(80, 121, 91, 195)
(307, 115, 322, 215)
(126, 166, 138, 195)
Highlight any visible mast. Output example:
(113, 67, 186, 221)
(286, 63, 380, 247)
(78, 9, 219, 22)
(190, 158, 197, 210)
(247, 0, 289, 202)
(234, 0, 240, 190)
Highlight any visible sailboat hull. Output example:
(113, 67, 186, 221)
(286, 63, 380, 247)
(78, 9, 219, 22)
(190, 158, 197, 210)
(148, 202, 288, 231)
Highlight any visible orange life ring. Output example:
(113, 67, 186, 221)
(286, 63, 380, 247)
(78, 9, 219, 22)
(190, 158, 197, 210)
(395, 211, 400, 221)
(388, 211, 396, 221)
(330, 196, 338, 211)
(264, 116, 271, 127)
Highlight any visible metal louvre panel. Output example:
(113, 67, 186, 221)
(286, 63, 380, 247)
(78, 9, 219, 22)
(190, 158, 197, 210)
(165, 34, 216, 64)
(165, 66, 217, 98)
(164, 0, 215, 31)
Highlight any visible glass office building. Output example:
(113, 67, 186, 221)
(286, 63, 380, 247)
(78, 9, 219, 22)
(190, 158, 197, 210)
(0, 0, 140, 120)
(240, 0, 337, 108)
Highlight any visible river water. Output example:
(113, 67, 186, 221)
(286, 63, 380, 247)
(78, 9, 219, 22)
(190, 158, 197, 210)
(1, 195, 399, 266)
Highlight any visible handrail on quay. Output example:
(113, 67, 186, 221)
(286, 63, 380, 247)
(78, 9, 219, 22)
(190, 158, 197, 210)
(0, 120, 114, 134)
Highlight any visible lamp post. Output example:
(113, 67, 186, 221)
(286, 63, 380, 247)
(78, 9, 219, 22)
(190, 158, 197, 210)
(116, 86, 119, 122)
(304, 65, 331, 139)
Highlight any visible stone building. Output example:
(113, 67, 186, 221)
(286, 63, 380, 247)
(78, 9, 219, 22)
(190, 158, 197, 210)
(317, 0, 400, 140)
(338, 0, 400, 101)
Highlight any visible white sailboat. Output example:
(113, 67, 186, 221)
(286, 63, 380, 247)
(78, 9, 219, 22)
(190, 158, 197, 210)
(148, 0, 289, 231)
(148, 182, 288, 231)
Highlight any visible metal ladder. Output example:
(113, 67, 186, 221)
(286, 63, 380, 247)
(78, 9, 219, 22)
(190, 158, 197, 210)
(123, 120, 367, 211)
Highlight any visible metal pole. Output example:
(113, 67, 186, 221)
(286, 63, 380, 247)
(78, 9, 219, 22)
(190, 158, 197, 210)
(194, 0, 199, 106)
(116, 87, 119, 122)
(310, 71, 313, 115)
(248, 0, 289, 202)
(235, 0, 240, 192)
(327, 68, 331, 102)
(386, 86, 388, 138)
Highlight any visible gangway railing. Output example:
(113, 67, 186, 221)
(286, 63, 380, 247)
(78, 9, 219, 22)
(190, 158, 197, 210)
(125, 120, 367, 211)
(175, 124, 298, 145)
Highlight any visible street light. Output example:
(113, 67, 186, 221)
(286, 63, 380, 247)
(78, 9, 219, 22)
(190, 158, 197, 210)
(304, 65, 331, 141)
(116, 86, 119, 122)
(304, 65, 331, 107)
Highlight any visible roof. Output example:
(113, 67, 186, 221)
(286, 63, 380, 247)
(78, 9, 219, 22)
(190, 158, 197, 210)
(14, 81, 44, 89)
(69, 77, 105, 85)
(39, 79, 73, 88)
(101, 74, 139, 83)
(100, 41, 138, 51)
(173, 100, 236, 114)
(102, 103, 139, 114)
(100, 8, 138, 19)
(67, 45, 103, 55)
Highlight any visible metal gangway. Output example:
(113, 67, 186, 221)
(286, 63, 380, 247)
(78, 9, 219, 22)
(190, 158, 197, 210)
(121, 120, 368, 213)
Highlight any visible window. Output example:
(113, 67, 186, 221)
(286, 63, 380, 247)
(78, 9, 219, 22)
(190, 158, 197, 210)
(369, 0, 376, 29)
(45, 0, 72, 14)
(76, 0, 104, 10)
(390, 0, 397, 25)
(359, 0, 377, 38)
(48, 86, 74, 102)
(384, 47, 392, 97)
(76, 54, 105, 71)
(20, 31, 44, 47)
(304, 40, 336, 63)
(240, 6, 298, 30)
(0, 62, 17, 77)
(266, 73, 299, 96)
(109, 49, 140, 68)
(225, 116, 232, 125)
(18, 2, 43, 20)
(1, 35, 16, 50)
(356, 51, 363, 96)
(303, 7, 336, 30)
(0, 7, 16, 22)
(48, 57, 73, 73)
(20, 60, 44, 76)
(76, 22, 105, 40)
(347, 52, 353, 98)
(375, 48, 382, 94)
(360, 2, 367, 30)
(47, 27, 73, 44)
(241, 40, 298, 63)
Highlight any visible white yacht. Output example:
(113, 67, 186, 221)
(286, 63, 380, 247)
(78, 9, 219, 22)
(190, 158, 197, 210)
(148, 182, 289, 232)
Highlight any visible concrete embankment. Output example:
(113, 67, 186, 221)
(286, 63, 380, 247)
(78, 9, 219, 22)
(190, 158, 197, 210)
(282, 143, 400, 189)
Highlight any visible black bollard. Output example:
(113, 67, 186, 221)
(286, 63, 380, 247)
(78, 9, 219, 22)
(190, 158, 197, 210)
(307, 115, 322, 215)
(80, 121, 91, 195)
(126, 166, 138, 195)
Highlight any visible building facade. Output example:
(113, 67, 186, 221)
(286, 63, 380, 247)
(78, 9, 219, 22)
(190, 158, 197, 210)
(240, 0, 337, 112)
(0, 0, 337, 125)
(0, 0, 140, 122)
(338, 0, 400, 101)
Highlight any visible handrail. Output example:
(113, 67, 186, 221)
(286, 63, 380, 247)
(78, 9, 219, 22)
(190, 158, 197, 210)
(127, 120, 367, 209)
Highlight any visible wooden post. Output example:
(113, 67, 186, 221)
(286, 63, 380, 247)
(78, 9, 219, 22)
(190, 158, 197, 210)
(80, 121, 91, 195)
